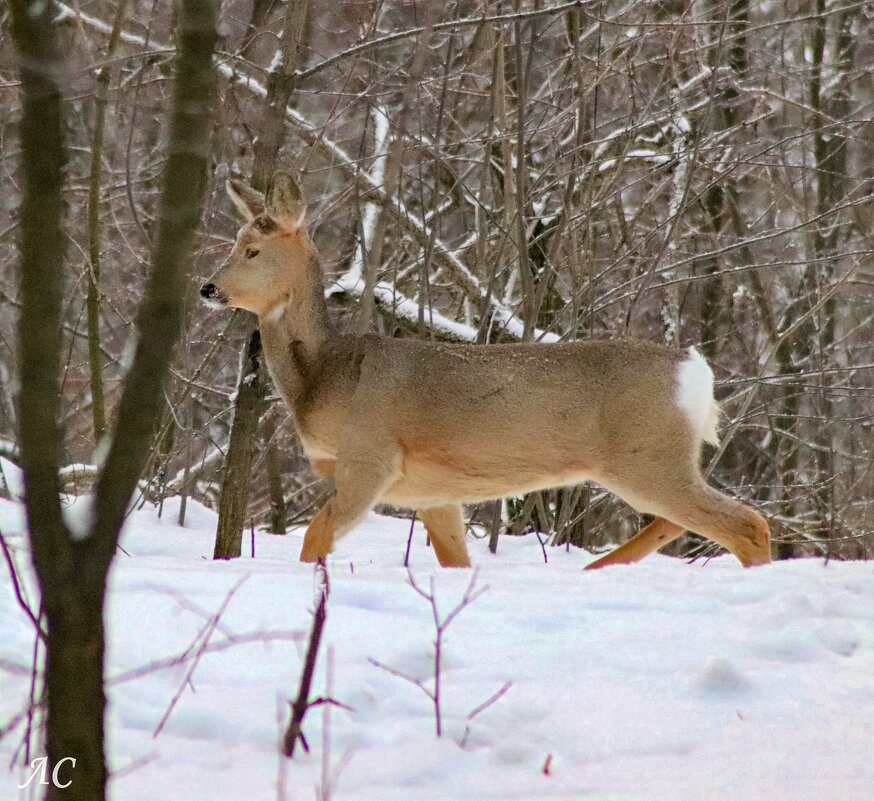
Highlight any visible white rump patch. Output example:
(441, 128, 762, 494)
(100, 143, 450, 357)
(675, 347, 720, 445)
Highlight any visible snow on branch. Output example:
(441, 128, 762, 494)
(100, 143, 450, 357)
(336, 105, 390, 290)
(58, 3, 560, 344)
(278, 105, 558, 342)
(326, 106, 483, 341)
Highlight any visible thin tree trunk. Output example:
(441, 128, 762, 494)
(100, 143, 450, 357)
(10, 0, 94, 793)
(699, 5, 746, 382)
(214, 332, 267, 558)
(808, 2, 853, 534)
(42, 588, 107, 800)
(512, 6, 535, 340)
(769, 2, 854, 554)
(85, 0, 128, 447)
(214, 0, 309, 558)
(264, 411, 287, 534)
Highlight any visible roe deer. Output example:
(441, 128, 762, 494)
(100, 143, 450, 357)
(200, 173, 771, 570)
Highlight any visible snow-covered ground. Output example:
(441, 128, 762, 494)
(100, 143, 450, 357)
(1, 458, 873, 801)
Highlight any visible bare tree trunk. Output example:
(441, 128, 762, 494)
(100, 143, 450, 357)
(85, 0, 128, 447)
(241, 0, 279, 56)
(769, 2, 854, 554)
(10, 1, 99, 794)
(12, 0, 218, 796)
(808, 2, 854, 535)
(214, 332, 267, 557)
(699, 0, 745, 356)
(512, 6, 536, 340)
(264, 410, 287, 534)
(214, 0, 309, 558)
(251, 0, 309, 191)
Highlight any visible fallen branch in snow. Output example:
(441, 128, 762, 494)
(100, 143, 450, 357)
(152, 576, 249, 738)
(467, 680, 513, 722)
(107, 629, 301, 686)
(369, 568, 487, 737)
(165, 445, 225, 494)
(457, 678, 514, 749)
(323, 103, 486, 341)
(284, 559, 330, 757)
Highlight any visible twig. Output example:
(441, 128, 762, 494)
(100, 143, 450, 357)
(110, 751, 159, 780)
(22, 603, 43, 768)
(467, 681, 513, 721)
(371, 569, 487, 737)
(403, 513, 416, 568)
(0, 529, 46, 640)
(275, 694, 290, 801)
(294, 0, 587, 82)
(535, 531, 549, 564)
(283, 558, 329, 757)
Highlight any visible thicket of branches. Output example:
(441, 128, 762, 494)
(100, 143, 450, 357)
(1, 0, 872, 558)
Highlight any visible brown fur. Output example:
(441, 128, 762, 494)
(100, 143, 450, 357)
(202, 173, 772, 569)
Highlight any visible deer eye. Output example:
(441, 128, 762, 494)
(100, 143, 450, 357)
(245, 247, 259, 259)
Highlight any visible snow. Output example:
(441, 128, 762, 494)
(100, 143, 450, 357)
(1, 472, 874, 800)
(268, 49, 284, 74)
(328, 106, 491, 344)
(1, 457, 24, 498)
(61, 494, 95, 542)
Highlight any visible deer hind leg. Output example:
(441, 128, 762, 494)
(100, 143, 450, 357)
(418, 504, 470, 568)
(585, 517, 686, 570)
(600, 462, 771, 568)
(300, 440, 401, 563)
(662, 483, 772, 567)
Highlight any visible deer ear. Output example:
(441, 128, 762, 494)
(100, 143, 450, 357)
(266, 172, 306, 229)
(226, 178, 265, 221)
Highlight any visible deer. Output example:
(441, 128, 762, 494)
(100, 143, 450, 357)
(200, 172, 772, 571)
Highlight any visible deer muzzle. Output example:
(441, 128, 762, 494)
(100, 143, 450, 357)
(199, 282, 229, 307)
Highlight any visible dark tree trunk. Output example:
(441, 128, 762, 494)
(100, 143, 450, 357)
(12, 0, 219, 796)
(214, 332, 267, 558)
(43, 585, 107, 800)
(214, 0, 309, 558)
(264, 412, 288, 535)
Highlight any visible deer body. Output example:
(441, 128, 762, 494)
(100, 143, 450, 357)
(202, 174, 772, 570)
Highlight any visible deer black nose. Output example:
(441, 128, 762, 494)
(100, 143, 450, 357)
(200, 283, 216, 298)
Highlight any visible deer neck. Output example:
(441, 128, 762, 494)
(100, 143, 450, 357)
(257, 259, 334, 405)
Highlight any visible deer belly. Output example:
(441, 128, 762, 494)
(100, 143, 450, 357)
(381, 449, 591, 508)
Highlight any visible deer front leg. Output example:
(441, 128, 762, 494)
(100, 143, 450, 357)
(418, 504, 471, 568)
(299, 437, 401, 563)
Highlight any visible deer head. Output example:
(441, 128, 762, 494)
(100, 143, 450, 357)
(200, 172, 314, 317)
